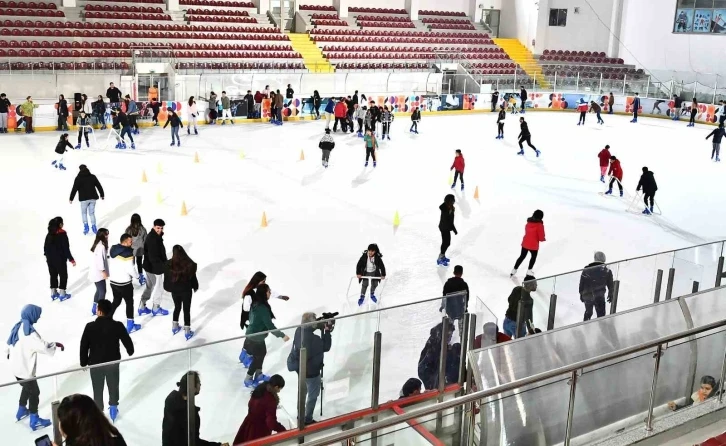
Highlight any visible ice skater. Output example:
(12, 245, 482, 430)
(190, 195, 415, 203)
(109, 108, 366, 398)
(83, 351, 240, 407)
(324, 98, 335, 129)
(590, 101, 604, 124)
(89, 228, 110, 316)
(688, 98, 699, 127)
(630, 93, 640, 123)
(164, 245, 199, 341)
(437, 194, 458, 267)
(108, 234, 142, 333)
(706, 123, 725, 162)
(69, 164, 105, 235)
(363, 129, 378, 167)
(450, 149, 465, 191)
(319, 128, 335, 168)
(651, 100, 665, 115)
(597, 145, 611, 182)
(636, 167, 658, 215)
(186, 96, 198, 135)
(44, 217, 75, 301)
(125, 214, 147, 285)
(577, 98, 588, 125)
(410, 107, 421, 133)
(243, 285, 290, 388)
(671, 95, 683, 120)
(517, 117, 540, 157)
(164, 107, 183, 147)
(124, 95, 139, 135)
(112, 109, 135, 149)
(355, 104, 365, 137)
(139, 218, 169, 317)
(356, 243, 386, 305)
(605, 155, 624, 197)
(52, 133, 73, 170)
(239, 271, 291, 364)
(75, 111, 91, 149)
(496, 105, 505, 139)
(520, 86, 527, 113)
(382, 106, 394, 140)
(510, 210, 546, 277)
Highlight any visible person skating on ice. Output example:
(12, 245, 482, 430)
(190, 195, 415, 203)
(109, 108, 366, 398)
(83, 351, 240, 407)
(496, 105, 505, 139)
(323, 97, 335, 129)
(491, 90, 499, 112)
(164, 108, 183, 147)
(410, 106, 421, 134)
(450, 149, 465, 191)
(69, 164, 105, 235)
(111, 109, 135, 149)
(510, 210, 546, 277)
(717, 100, 726, 126)
(164, 245, 199, 341)
(356, 244, 386, 305)
(688, 97, 699, 127)
(608, 92, 615, 115)
(636, 167, 658, 215)
(139, 219, 170, 317)
(89, 228, 110, 316)
(187, 96, 199, 135)
(577, 98, 588, 126)
(363, 129, 378, 167)
(52, 133, 73, 170)
(125, 214, 147, 285)
(44, 216, 76, 301)
(382, 106, 394, 140)
(672, 95, 683, 121)
(590, 100, 604, 125)
(517, 117, 540, 157)
(605, 155, 624, 197)
(319, 128, 335, 168)
(75, 111, 91, 149)
(706, 123, 725, 161)
(108, 234, 142, 333)
(597, 145, 611, 183)
(124, 95, 139, 135)
(355, 104, 365, 137)
(437, 194, 458, 266)
(520, 85, 527, 113)
(630, 93, 640, 123)
(243, 285, 290, 388)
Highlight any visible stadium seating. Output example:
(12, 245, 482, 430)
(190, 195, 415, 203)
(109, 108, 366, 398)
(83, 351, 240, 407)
(421, 18, 471, 24)
(83, 11, 171, 21)
(298, 4, 336, 11)
(0, 1, 57, 9)
(0, 8, 63, 17)
(540, 49, 624, 65)
(349, 7, 407, 14)
(179, 0, 254, 6)
(419, 9, 467, 17)
(312, 19, 348, 26)
(186, 8, 250, 16)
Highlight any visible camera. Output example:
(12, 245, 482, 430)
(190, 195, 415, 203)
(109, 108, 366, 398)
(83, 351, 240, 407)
(316, 311, 339, 332)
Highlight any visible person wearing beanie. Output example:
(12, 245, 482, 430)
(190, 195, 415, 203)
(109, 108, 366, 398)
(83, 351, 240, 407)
(319, 128, 335, 168)
(139, 219, 169, 317)
(69, 164, 105, 235)
(438, 194, 457, 266)
(400, 378, 422, 398)
(636, 167, 658, 215)
(511, 210, 545, 277)
(450, 149, 465, 191)
(605, 155, 624, 197)
(579, 252, 614, 321)
(108, 234, 142, 333)
(706, 123, 725, 162)
(52, 133, 73, 171)
(356, 243, 386, 306)
(503, 276, 536, 338)
(597, 145, 612, 183)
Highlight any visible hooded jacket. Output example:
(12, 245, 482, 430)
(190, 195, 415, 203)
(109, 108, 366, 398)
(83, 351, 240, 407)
(44, 229, 74, 265)
(707, 127, 726, 144)
(287, 326, 332, 378)
(163, 260, 199, 294)
(80, 314, 134, 366)
(92, 98, 105, 115)
(125, 225, 147, 257)
(442, 276, 469, 320)
(0, 96, 10, 113)
(142, 229, 167, 275)
(356, 251, 386, 279)
(505, 285, 533, 321)
(577, 101, 589, 113)
(108, 244, 139, 286)
(636, 170, 658, 194)
(324, 99, 335, 114)
(521, 217, 546, 251)
(89, 242, 109, 284)
(319, 133, 335, 151)
(438, 203, 457, 233)
(164, 113, 183, 128)
(55, 139, 73, 155)
(69, 168, 105, 201)
(598, 147, 611, 167)
(417, 323, 459, 390)
(162, 389, 221, 446)
(334, 101, 347, 118)
(234, 390, 286, 443)
(579, 262, 614, 303)
(608, 158, 623, 181)
(451, 154, 465, 172)
(411, 109, 421, 122)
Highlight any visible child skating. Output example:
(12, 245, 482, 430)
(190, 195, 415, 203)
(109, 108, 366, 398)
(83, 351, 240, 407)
(52, 133, 73, 170)
(597, 145, 611, 182)
(75, 111, 91, 149)
(605, 155, 624, 197)
(577, 98, 588, 125)
(319, 128, 335, 168)
(410, 107, 421, 134)
(450, 149, 465, 191)
(363, 129, 378, 167)
(381, 106, 394, 140)
(510, 210, 545, 277)
(437, 194, 457, 266)
(706, 123, 725, 162)
(496, 105, 505, 139)
(355, 243, 386, 305)
(355, 104, 366, 137)
(164, 108, 183, 147)
(517, 117, 540, 157)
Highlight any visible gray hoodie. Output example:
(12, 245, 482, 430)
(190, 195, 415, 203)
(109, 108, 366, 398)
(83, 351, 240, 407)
(125, 225, 147, 257)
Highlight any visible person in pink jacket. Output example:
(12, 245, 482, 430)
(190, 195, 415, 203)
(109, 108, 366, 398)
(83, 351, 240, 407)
(510, 210, 546, 277)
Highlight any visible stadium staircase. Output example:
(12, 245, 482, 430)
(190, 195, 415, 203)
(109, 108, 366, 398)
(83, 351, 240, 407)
(288, 32, 334, 73)
(494, 38, 551, 88)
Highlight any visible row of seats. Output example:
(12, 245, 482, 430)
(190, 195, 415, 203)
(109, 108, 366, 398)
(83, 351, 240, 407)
(359, 21, 415, 28)
(323, 52, 508, 60)
(179, 0, 254, 7)
(0, 61, 131, 70)
(299, 4, 335, 11)
(1, 19, 280, 33)
(0, 48, 302, 58)
(336, 62, 428, 69)
(471, 68, 517, 75)
(188, 16, 258, 23)
(186, 8, 250, 16)
(309, 28, 489, 38)
(4, 40, 295, 51)
(0, 8, 63, 17)
(84, 11, 171, 21)
(176, 61, 304, 70)
(541, 54, 624, 64)
(421, 18, 470, 24)
(429, 23, 474, 30)
(419, 10, 467, 17)
(310, 13, 338, 20)
(349, 7, 406, 14)
(543, 65, 643, 75)
(313, 19, 348, 26)
(0, 28, 289, 40)
(321, 45, 504, 54)
(356, 15, 411, 22)
(84, 4, 164, 13)
(313, 36, 493, 44)
(543, 49, 606, 57)
(0, 1, 56, 9)
(88, 0, 163, 3)
(541, 70, 643, 80)
(471, 62, 517, 69)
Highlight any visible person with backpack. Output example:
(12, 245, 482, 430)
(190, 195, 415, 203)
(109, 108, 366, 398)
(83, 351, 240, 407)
(69, 164, 105, 235)
(44, 217, 76, 301)
(164, 245, 199, 341)
(355, 244, 386, 306)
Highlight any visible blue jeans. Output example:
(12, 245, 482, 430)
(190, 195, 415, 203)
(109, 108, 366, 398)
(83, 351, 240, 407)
(305, 375, 321, 423)
(120, 125, 134, 142)
(80, 200, 96, 226)
(503, 317, 525, 338)
(171, 126, 180, 143)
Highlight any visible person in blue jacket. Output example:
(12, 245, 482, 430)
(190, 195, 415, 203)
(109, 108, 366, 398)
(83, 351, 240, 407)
(631, 93, 640, 123)
(324, 98, 336, 130)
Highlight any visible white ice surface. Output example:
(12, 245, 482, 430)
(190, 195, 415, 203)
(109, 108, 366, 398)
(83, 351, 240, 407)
(0, 112, 725, 444)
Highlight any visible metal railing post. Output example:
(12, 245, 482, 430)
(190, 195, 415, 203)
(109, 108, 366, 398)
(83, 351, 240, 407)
(645, 344, 663, 431)
(576, 72, 579, 92)
(599, 73, 603, 93)
(646, 76, 651, 97)
(564, 370, 578, 446)
(297, 347, 308, 432)
(547, 293, 558, 330)
(554, 71, 557, 92)
(692, 281, 700, 293)
(187, 371, 196, 446)
(436, 316, 449, 433)
(716, 256, 724, 287)
(609, 280, 620, 314)
(371, 331, 382, 446)
(623, 74, 627, 95)
(654, 269, 664, 303)
(719, 341, 726, 404)
(665, 268, 676, 300)
(51, 400, 62, 445)
(515, 299, 525, 339)
(453, 314, 473, 446)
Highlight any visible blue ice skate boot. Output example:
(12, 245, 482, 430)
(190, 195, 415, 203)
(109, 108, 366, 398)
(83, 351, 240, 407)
(451, 183, 456, 189)
(605, 189, 613, 195)
(139, 273, 146, 286)
(643, 208, 651, 215)
(358, 294, 365, 306)
(255, 374, 271, 384)
(51, 160, 57, 167)
(177, 141, 180, 147)
(717, 156, 721, 162)
(59, 163, 67, 170)
(29, 414, 51, 431)
(461, 183, 464, 191)
(650, 206, 655, 213)
(74, 143, 81, 150)
(364, 161, 368, 167)
(172, 322, 181, 335)
(357, 131, 363, 137)
(126, 319, 141, 333)
(620, 190, 623, 197)
(244, 378, 258, 389)
(50, 289, 59, 301)
(91, 302, 97, 316)
(517, 149, 524, 155)
(577, 122, 581, 126)
(535, 150, 541, 158)
(59, 292, 71, 302)
(130, 143, 136, 150)
(370, 294, 378, 303)
(170, 141, 175, 147)
(239, 349, 253, 367)
(92, 225, 97, 234)
(137, 306, 151, 316)
(15, 406, 29, 421)
(109, 406, 118, 422)
(86, 141, 90, 148)
(83, 223, 89, 235)
(414, 130, 419, 134)
(184, 329, 195, 341)
(600, 175, 605, 183)
(373, 161, 377, 167)
(152, 306, 169, 316)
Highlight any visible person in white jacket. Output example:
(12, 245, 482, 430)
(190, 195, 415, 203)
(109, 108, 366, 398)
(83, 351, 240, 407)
(109, 234, 143, 333)
(89, 228, 110, 317)
(186, 96, 199, 136)
(5, 304, 63, 431)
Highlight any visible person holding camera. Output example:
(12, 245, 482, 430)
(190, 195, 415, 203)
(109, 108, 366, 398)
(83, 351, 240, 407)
(287, 312, 332, 424)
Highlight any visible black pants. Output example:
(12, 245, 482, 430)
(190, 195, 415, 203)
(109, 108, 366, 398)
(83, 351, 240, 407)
(360, 271, 381, 295)
(633, 110, 638, 120)
(514, 247, 538, 270)
(357, 118, 363, 133)
(135, 255, 143, 274)
(609, 177, 623, 192)
(172, 290, 192, 326)
(690, 109, 697, 124)
(48, 261, 68, 290)
(410, 121, 418, 132)
(243, 338, 267, 375)
(579, 111, 586, 124)
(382, 122, 390, 136)
(440, 229, 451, 256)
(644, 191, 655, 208)
(497, 122, 504, 136)
(518, 135, 537, 151)
(719, 115, 726, 126)
(314, 104, 320, 118)
(153, 110, 159, 124)
(57, 114, 68, 130)
(333, 117, 347, 132)
(348, 114, 355, 133)
(90, 363, 120, 409)
(366, 147, 376, 162)
(584, 297, 606, 321)
(596, 111, 603, 123)
(453, 171, 464, 185)
(111, 283, 134, 320)
(77, 128, 89, 145)
(608, 106, 614, 114)
(129, 114, 138, 130)
(17, 377, 40, 413)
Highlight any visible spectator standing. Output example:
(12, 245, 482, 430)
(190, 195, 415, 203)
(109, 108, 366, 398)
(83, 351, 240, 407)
(56, 94, 69, 131)
(44, 217, 75, 301)
(519, 86, 528, 113)
(220, 91, 233, 125)
(263, 85, 271, 97)
(400, 378, 422, 398)
(140, 219, 169, 317)
(579, 252, 614, 321)
(254, 90, 263, 118)
(108, 234, 142, 333)
(79, 299, 134, 421)
(441, 265, 469, 333)
(93, 95, 107, 129)
(312, 90, 322, 119)
(352, 90, 359, 107)
(285, 84, 294, 106)
(89, 228, 110, 316)
(20, 96, 38, 133)
(274, 89, 284, 124)
(80, 93, 92, 116)
(243, 90, 254, 119)
(510, 210, 546, 277)
(491, 90, 499, 112)
(106, 82, 122, 106)
(125, 213, 147, 284)
(234, 375, 286, 442)
(608, 92, 615, 114)
(187, 96, 199, 135)
(0, 92, 10, 133)
(164, 245, 199, 340)
(208, 91, 217, 124)
(69, 164, 105, 235)
(503, 277, 536, 337)
(243, 285, 290, 388)
(57, 394, 128, 445)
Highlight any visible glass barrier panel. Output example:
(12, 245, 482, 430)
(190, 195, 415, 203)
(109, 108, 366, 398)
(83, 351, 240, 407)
(685, 287, 726, 327)
(473, 296, 499, 347)
(670, 255, 704, 299)
(356, 415, 449, 445)
(528, 275, 556, 331)
(551, 269, 588, 329)
(616, 254, 659, 312)
(674, 242, 724, 292)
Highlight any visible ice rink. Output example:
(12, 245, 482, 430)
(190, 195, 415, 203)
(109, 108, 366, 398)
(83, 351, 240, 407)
(1, 110, 725, 444)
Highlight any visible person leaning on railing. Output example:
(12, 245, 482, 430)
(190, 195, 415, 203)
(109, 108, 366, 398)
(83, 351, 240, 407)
(234, 375, 287, 443)
(578, 251, 614, 321)
(668, 375, 720, 411)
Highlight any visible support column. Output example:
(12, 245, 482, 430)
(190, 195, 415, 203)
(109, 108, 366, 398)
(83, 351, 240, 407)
(607, 0, 624, 58)
(166, 0, 179, 12)
(256, 0, 269, 16)
(334, 0, 348, 18)
(62, 0, 77, 6)
(405, 0, 420, 21)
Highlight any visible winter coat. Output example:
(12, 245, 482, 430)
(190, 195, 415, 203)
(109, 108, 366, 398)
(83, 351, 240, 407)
(356, 252, 386, 279)
(142, 230, 167, 275)
(504, 285, 533, 322)
(707, 127, 726, 144)
(163, 261, 199, 294)
(69, 169, 105, 201)
(491, 92, 499, 104)
(287, 326, 332, 378)
(0, 97, 10, 113)
(598, 148, 611, 167)
(55, 139, 73, 155)
(579, 261, 614, 303)
(92, 99, 105, 115)
(442, 276, 469, 320)
(125, 225, 147, 257)
(520, 89, 527, 103)
(636, 170, 658, 194)
(382, 110, 394, 123)
(220, 96, 231, 109)
(80, 315, 134, 367)
(162, 390, 221, 446)
(633, 97, 641, 110)
(57, 99, 69, 116)
(246, 303, 285, 341)
(411, 109, 421, 122)
(609, 95, 615, 106)
(417, 323, 458, 390)
(164, 113, 183, 128)
(674, 97, 683, 108)
(577, 102, 588, 113)
(77, 115, 90, 128)
(608, 159, 623, 181)
(334, 101, 347, 118)
(116, 112, 129, 127)
(355, 107, 366, 120)
(274, 93, 284, 108)
(345, 99, 354, 115)
(319, 133, 335, 151)
(438, 203, 457, 233)
(20, 101, 38, 117)
(106, 87, 122, 103)
(497, 109, 506, 123)
(108, 244, 139, 286)
(365, 111, 374, 128)
(590, 102, 602, 113)
(44, 229, 74, 266)
(7, 329, 55, 379)
(89, 243, 109, 283)
(364, 133, 378, 149)
(451, 155, 465, 173)
(521, 217, 546, 251)
(243, 94, 253, 112)
(352, 93, 359, 105)
(286, 87, 294, 99)
(233, 391, 286, 443)
(519, 121, 531, 138)
(187, 102, 198, 118)
(324, 100, 335, 114)
(254, 92, 263, 104)
(209, 93, 218, 108)
(126, 100, 138, 115)
(82, 99, 92, 115)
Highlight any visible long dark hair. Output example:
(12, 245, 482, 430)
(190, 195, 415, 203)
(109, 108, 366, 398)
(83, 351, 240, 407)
(170, 245, 196, 282)
(243, 271, 267, 297)
(250, 374, 285, 403)
(91, 228, 109, 252)
(188, 96, 195, 107)
(57, 394, 123, 446)
(128, 213, 143, 237)
(252, 284, 275, 319)
(48, 217, 62, 236)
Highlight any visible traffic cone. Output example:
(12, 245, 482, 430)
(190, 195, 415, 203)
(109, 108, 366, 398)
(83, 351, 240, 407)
(260, 212, 268, 228)
(141, 170, 148, 183)
(239, 150, 245, 159)
(299, 150, 305, 161)
(156, 162, 162, 174)
(474, 186, 480, 199)
(156, 189, 163, 204)
(194, 152, 200, 163)
(180, 201, 188, 216)
(393, 211, 400, 227)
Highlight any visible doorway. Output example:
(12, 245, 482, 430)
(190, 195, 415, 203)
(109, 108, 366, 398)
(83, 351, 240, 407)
(138, 74, 170, 102)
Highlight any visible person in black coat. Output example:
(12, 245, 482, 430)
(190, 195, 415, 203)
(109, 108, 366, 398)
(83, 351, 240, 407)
(312, 90, 322, 119)
(410, 107, 421, 133)
(56, 94, 69, 131)
(162, 372, 225, 446)
(503, 277, 536, 338)
(69, 164, 105, 235)
(79, 299, 134, 419)
(496, 105, 506, 139)
(517, 117, 539, 156)
(53, 133, 73, 170)
(519, 86, 527, 112)
(491, 90, 499, 112)
(356, 243, 386, 305)
(244, 90, 254, 118)
(579, 252, 614, 321)
(140, 219, 168, 316)
(706, 123, 725, 161)
(441, 265, 469, 332)
(352, 90, 359, 107)
(0, 92, 11, 133)
(636, 167, 658, 215)
(163, 245, 199, 340)
(417, 322, 458, 390)
(106, 82, 122, 104)
(438, 194, 457, 266)
(44, 216, 75, 300)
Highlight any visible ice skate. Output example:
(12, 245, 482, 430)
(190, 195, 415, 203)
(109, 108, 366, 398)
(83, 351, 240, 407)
(187, 128, 190, 135)
(370, 294, 378, 303)
(414, 130, 419, 134)
(92, 225, 97, 234)
(600, 175, 605, 183)
(58, 291, 71, 302)
(83, 223, 89, 235)
(194, 129, 198, 135)
(74, 143, 81, 150)
(650, 206, 655, 213)
(239, 349, 253, 367)
(50, 289, 59, 301)
(643, 208, 652, 215)
(91, 302, 97, 316)
(358, 294, 365, 306)
(535, 150, 541, 157)
(527, 269, 535, 276)
(517, 149, 524, 155)
(364, 161, 368, 167)
(254, 373, 271, 384)
(717, 156, 721, 162)
(137, 306, 151, 316)
(59, 163, 66, 171)
(184, 327, 195, 341)
(386, 135, 391, 140)
(86, 141, 90, 148)
(357, 131, 363, 137)
(373, 161, 377, 167)
(461, 183, 464, 191)
(177, 141, 180, 147)
(451, 183, 456, 189)
(605, 189, 613, 195)
(170, 141, 175, 147)
(244, 378, 258, 389)
(577, 122, 581, 126)
(130, 143, 135, 149)
(152, 306, 169, 316)
(126, 319, 141, 333)
(15, 406, 29, 421)
(139, 273, 146, 286)
(51, 160, 57, 166)
(29, 414, 51, 431)
(109, 406, 118, 422)
(510, 268, 517, 277)
(620, 190, 624, 197)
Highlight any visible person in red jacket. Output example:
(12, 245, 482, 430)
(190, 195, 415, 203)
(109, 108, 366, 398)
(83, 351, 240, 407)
(450, 149, 465, 191)
(597, 145, 611, 183)
(605, 155, 624, 197)
(577, 98, 588, 125)
(234, 375, 286, 443)
(511, 210, 546, 277)
(333, 98, 348, 132)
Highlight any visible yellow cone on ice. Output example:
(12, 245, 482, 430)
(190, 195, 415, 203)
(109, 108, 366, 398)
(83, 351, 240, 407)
(156, 190, 163, 204)
(299, 150, 305, 161)
(156, 162, 162, 174)
(239, 150, 245, 159)
(194, 152, 200, 163)
(448, 171, 453, 184)
(474, 186, 480, 199)
(181, 201, 188, 216)
(141, 170, 148, 183)
(393, 211, 400, 227)
(260, 212, 268, 228)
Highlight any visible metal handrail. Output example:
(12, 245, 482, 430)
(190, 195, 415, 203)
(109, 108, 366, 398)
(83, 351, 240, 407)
(301, 315, 726, 446)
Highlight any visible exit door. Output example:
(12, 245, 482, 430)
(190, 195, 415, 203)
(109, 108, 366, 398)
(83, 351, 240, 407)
(138, 74, 170, 102)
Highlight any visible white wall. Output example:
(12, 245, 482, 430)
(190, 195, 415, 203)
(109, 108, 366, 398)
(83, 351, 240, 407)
(535, 0, 614, 53)
(418, 0, 469, 13)
(347, 0, 405, 9)
(500, 0, 539, 50)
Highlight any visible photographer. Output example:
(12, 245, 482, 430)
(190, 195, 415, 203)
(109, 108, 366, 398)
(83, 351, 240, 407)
(287, 312, 332, 424)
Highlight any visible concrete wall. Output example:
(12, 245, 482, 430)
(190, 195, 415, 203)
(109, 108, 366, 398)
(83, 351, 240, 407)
(535, 0, 614, 53)
(500, 0, 538, 50)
